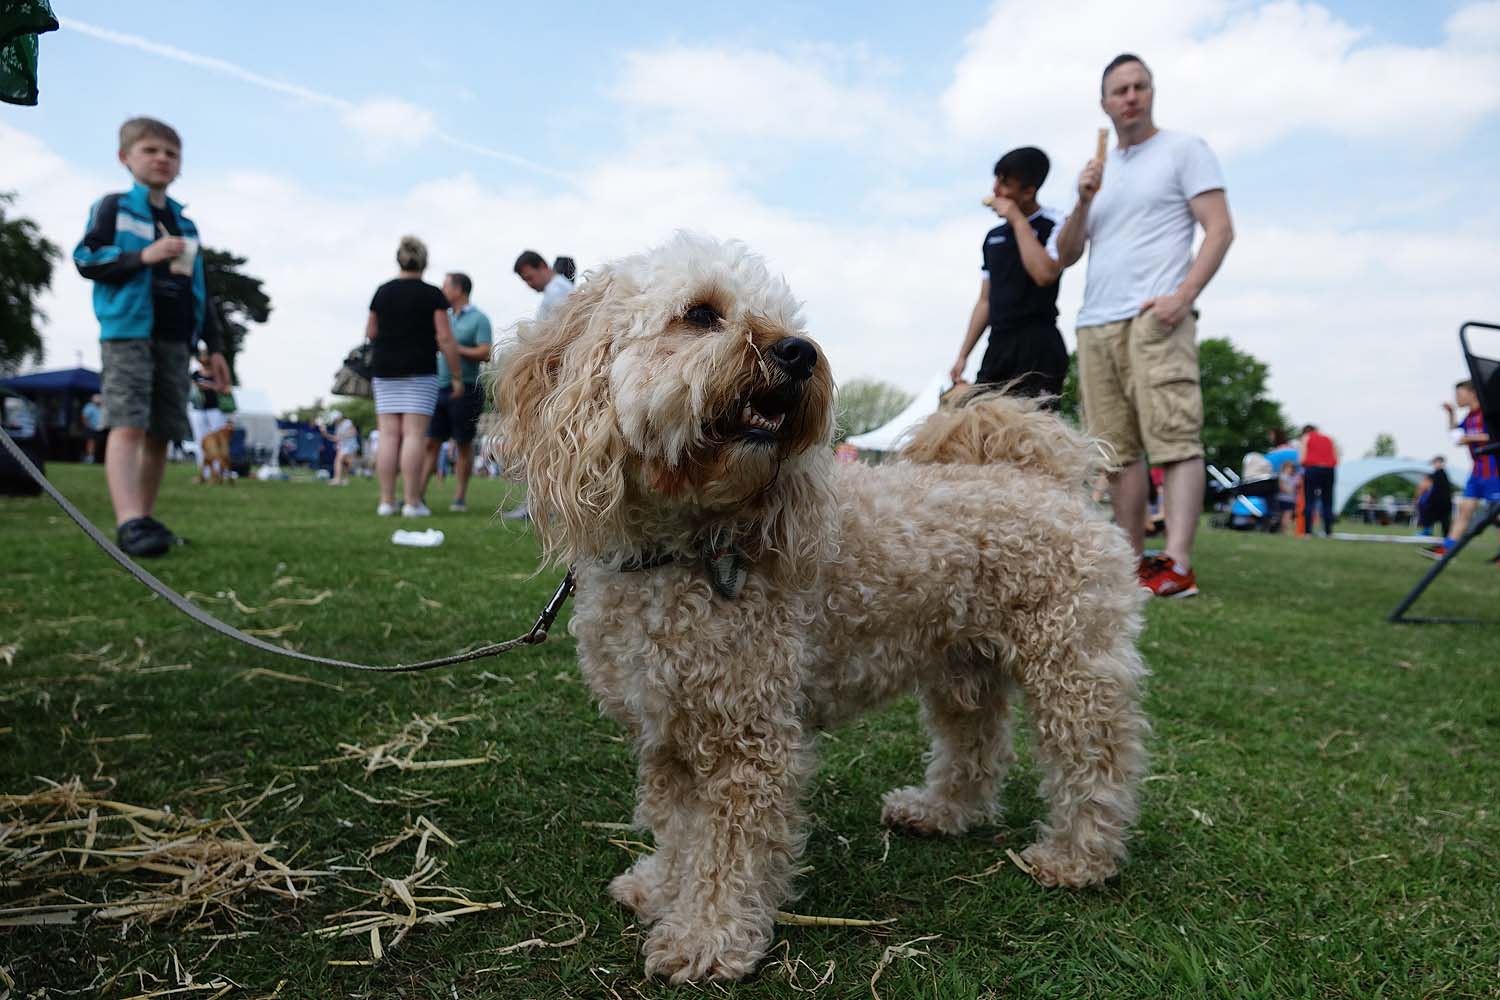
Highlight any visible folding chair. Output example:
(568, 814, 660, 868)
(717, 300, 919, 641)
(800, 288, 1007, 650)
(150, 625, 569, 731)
(1388, 320, 1500, 623)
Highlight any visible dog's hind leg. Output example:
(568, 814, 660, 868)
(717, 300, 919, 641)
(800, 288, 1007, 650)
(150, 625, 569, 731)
(881, 653, 1015, 836)
(1015, 640, 1149, 887)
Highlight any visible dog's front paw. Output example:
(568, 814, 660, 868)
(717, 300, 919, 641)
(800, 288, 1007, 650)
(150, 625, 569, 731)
(643, 920, 767, 984)
(880, 785, 973, 837)
(609, 855, 666, 924)
(1018, 842, 1118, 888)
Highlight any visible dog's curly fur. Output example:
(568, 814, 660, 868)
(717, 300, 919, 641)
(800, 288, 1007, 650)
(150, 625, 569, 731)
(494, 234, 1149, 984)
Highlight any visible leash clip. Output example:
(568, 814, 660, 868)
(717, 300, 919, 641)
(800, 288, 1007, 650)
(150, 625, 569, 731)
(526, 569, 577, 643)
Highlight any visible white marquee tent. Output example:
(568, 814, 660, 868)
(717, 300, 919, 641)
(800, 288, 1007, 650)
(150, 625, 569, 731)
(845, 375, 948, 453)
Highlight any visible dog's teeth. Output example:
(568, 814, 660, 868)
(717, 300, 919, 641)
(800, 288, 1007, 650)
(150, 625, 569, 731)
(742, 405, 785, 434)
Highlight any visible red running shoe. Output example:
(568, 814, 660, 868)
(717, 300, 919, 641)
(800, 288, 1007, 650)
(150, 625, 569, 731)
(1142, 558, 1199, 599)
(1137, 554, 1165, 584)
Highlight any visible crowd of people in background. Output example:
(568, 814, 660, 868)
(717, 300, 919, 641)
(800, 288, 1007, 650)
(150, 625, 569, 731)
(1202, 386, 1494, 564)
(357, 238, 574, 521)
(58, 79, 1490, 574)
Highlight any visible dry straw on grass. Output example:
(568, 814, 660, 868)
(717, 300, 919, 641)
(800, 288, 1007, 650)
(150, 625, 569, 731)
(311, 814, 563, 965)
(322, 712, 492, 775)
(183, 589, 332, 615)
(868, 934, 940, 1000)
(2, 778, 532, 972)
(0, 777, 326, 931)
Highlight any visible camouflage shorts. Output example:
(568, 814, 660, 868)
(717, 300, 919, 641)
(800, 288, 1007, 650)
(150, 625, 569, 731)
(100, 339, 193, 442)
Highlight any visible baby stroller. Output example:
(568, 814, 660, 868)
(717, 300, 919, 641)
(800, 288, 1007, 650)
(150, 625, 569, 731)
(1206, 463, 1279, 532)
(0, 389, 46, 497)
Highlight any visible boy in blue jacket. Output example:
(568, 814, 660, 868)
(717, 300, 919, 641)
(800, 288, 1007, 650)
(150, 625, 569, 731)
(75, 117, 230, 557)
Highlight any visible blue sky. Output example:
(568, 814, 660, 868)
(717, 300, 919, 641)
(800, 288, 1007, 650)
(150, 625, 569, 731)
(3, 0, 1499, 469)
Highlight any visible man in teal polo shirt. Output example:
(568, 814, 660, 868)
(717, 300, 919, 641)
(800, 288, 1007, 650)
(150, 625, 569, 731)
(424, 272, 492, 511)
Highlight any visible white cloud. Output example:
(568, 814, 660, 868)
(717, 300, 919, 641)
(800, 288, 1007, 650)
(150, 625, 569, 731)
(614, 44, 924, 145)
(942, 0, 1500, 157)
(342, 98, 438, 151)
(1206, 222, 1500, 469)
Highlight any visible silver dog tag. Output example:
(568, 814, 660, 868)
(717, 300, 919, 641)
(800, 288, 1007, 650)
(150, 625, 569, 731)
(704, 548, 747, 600)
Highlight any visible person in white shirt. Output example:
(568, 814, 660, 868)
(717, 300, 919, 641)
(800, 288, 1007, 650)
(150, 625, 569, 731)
(514, 250, 575, 321)
(1055, 53, 1234, 600)
(508, 249, 578, 520)
(325, 409, 359, 486)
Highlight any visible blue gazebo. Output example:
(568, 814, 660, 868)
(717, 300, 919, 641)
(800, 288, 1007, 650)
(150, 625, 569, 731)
(0, 367, 102, 460)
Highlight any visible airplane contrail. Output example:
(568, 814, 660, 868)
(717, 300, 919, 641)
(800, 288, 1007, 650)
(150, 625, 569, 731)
(63, 17, 567, 180)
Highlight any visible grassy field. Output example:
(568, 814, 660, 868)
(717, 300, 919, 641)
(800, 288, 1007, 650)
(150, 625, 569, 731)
(2, 464, 1497, 999)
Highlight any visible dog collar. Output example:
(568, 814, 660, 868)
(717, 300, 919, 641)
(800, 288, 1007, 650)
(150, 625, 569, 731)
(616, 545, 748, 600)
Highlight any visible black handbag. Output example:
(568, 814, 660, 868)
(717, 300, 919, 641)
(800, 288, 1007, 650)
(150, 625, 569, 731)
(331, 343, 374, 398)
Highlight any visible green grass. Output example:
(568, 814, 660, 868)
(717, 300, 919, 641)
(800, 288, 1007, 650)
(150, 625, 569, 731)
(2, 465, 1498, 998)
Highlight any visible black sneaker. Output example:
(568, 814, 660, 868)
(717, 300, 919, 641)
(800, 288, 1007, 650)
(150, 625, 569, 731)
(117, 517, 170, 558)
(142, 517, 188, 546)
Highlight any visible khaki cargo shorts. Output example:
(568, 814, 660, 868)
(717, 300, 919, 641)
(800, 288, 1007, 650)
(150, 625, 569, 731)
(100, 339, 193, 443)
(1076, 310, 1202, 467)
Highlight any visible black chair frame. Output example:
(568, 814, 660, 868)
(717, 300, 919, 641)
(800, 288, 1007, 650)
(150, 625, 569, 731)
(1389, 321, 1500, 623)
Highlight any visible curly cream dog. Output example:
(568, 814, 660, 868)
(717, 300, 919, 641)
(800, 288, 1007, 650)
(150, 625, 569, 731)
(495, 234, 1149, 983)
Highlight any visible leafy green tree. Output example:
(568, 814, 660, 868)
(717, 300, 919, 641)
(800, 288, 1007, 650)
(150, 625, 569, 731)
(834, 378, 913, 443)
(203, 247, 271, 382)
(1057, 352, 1080, 425)
(0, 191, 57, 376)
(1198, 337, 1287, 472)
(1366, 433, 1397, 458)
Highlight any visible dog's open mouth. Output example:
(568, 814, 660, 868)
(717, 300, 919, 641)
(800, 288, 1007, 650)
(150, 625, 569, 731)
(738, 384, 798, 444)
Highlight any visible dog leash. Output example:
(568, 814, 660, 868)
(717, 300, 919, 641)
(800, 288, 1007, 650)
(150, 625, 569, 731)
(0, 425, 574, 673)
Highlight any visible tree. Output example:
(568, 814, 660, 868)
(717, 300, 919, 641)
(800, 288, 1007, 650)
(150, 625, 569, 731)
(0, 191, 57, 376)
(1057, 352, 1081, 425)
(1198, 337, 1287, 473)
(834, 378, 913, 443)
(1366, 433, 1397, 458)
(203, 247, 271, 382)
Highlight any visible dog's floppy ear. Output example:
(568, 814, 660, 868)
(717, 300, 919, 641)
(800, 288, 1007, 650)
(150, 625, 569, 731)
(494, 277, 628, 565)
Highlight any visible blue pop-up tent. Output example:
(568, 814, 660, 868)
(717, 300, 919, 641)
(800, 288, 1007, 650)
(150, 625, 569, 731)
(1, 367, 101, 394)
(0, 368, 102, 461)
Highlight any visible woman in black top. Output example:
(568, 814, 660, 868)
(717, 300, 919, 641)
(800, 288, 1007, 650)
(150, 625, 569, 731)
(365, 235, 463, 517)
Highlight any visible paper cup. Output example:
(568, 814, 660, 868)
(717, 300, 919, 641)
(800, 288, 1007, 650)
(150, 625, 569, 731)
(170, 237, 200, 277)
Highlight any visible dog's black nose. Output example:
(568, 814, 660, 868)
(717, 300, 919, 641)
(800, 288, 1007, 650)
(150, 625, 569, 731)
(770, 337, 818, 381)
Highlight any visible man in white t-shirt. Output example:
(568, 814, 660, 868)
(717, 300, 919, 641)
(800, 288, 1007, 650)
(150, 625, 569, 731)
(508, 250, 577, 520)
(1055, 53, 1234, 599)
(514, 250, 575, 321)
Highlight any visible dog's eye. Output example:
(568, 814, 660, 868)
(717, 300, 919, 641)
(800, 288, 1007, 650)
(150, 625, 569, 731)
(682, 304, 721, 329)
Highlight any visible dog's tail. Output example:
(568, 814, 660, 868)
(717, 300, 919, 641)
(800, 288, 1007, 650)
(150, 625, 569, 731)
(898, 387, 1113, 487)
